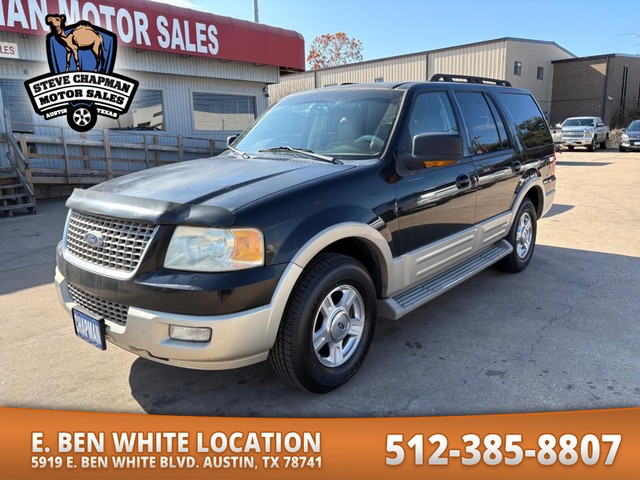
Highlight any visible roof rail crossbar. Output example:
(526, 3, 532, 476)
(430, 74, 512, 87)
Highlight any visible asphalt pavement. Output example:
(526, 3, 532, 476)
(1, 149, 639, 417)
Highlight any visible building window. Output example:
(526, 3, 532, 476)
(537, 67, 544, 80)
(114, 90, 164, 130)
(514, 61, 522, 76)
(0, 79, 34, 133)
(192, 93, 256, 131)
(374, 77, 384, 83)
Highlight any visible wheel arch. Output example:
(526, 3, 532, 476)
(290, 223, 394, 297)
(513, 176, 545, 219)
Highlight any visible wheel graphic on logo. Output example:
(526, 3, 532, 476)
(68, 105, 97, 132)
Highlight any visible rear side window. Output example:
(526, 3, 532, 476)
(500, 93, 552, 149)
(456, 92, 506, 155)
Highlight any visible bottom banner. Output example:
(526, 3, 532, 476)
(1, 407, 638, 479)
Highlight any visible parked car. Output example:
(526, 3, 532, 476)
(619, 120, 640, 152)
(559, 116, 609, 151)
(55, 75, 556, 393)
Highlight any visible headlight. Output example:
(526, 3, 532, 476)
(585, 129, 594, 137)
(621, 133, 629, 141)
(164, 226, 264, 272)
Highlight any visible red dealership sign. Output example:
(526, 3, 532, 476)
(0, 0, 304, 70)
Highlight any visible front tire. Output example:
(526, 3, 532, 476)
(619, 146, 627, 152)
(497, 198, 537, 273)
(599, 136, 608, 149)
(587, 138, 596, 152)
(269, 253, 377, 393)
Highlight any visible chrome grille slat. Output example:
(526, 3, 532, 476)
(67, 283, 129, 326)
(66, 211, 157, 274)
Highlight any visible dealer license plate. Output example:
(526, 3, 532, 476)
(72, 308, 106, 350)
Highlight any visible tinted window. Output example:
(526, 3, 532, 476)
(456, 92, 503, 155)
(501, 93, 552, 149)
(486, 95, 510, 149)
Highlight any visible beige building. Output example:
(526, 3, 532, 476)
(270, 37, 575, 116)
(551, 54, 640, 127)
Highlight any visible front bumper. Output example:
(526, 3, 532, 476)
(620, 139, 640, 150)
(55, 264, 302, 370)
(561, 137, 593, 147)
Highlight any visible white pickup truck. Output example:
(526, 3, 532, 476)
(558, 116, 609, 151)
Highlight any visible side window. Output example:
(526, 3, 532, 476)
(407, 91, 458, 141)
(500, 93, 552, 149)
(456, 92, 503, 155)
(485, 95, 510, 149)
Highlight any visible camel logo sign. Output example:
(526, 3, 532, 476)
(24, 14, 138, 132)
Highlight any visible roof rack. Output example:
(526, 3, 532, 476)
(429, 74, 512, 87)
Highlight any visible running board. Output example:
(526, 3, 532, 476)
(378, 240, 513, 320)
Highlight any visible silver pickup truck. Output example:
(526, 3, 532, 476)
(558, 116, 609, 151)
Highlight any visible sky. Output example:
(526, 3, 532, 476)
(151, 0, 640, 64)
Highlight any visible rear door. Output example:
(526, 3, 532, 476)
(452, 90, 522, 222)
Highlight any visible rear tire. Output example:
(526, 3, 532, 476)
(269, 253, 377, 393)
(497, 198, 537, 273)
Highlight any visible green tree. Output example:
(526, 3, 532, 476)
(307, 32, 363, 70)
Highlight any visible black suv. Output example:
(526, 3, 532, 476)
(56, 75, 557, 393)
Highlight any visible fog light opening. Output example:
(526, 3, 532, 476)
(169, 325, 212, 342)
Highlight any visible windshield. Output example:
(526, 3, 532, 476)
(563, 118, 595, 127)
(627, 120, 640, 132)
(233, 88, 404, 160)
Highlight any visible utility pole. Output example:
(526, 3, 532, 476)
(253, 0, 259, 22)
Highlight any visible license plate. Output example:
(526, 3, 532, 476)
(72, 308, 106, 350)
(634, 141, 640, 146)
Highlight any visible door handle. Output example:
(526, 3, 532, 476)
(455, 174, 471, 189)
(512, 161, 522, 172)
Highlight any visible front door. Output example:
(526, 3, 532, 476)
(393, 90, 477, 254)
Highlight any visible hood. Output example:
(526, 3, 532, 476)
(91, 156, 353, 211)
(626, 130, 640, 139)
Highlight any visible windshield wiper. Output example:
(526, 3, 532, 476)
(226, 145, 251, 159)
(258, 146, 340, 164)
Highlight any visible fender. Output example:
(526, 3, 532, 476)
(263, 222, 395, 348)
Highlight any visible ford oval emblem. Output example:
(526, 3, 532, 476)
(84, 231, 104, 247)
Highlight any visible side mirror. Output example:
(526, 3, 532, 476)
(555, 123, 562, 128)
(597, 123, 604, 127)
(404, 133, 463, 170)
(227, 134, 239, 147)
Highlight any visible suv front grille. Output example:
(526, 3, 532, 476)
(65, 210, 157, 275)
(68, 283, 129, 326)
